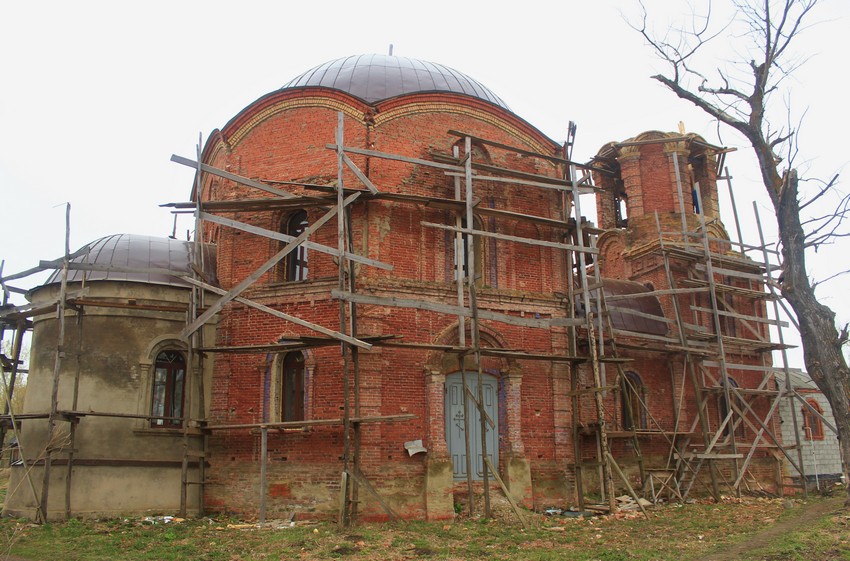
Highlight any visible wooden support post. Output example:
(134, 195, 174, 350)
(259, 427, 268, 524)
(483, 457, 528, 528)
(464, 136, 491, 518)
(41, 203, 71, 523)
(654, 212, 721, 501)
(458, 355, 475, 517)
(64, 312, 83, 518)
(672, 152, 689, 238)
(694, 183, 741, 497)
(754, 203, 807, 498)
(0, 320, 25, 461)
(453, 145, 466, 347)
(335, 113, 354, 528)
(346, 180, 362, 522)
(337, 471, 348, 530)
(570, 165, 615, 514)
(348, 469, 400, 521)
(606, 452, 650, 520)
(0, 334, 43, 521)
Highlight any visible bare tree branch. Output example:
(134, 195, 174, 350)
(633, 0, 850, 508)
(799, 174, 840, 211)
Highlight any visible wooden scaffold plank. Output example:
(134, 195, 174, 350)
(182, 277, 372, 350)
(331, 289, 584, 329)
(180, 192, 361, 340)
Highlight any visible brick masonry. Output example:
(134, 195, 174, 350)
(199, 90, 784, 520)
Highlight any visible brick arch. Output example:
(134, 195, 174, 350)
(423, 322, 515, 376)
(422, 322, 526, 463)
(452, 137, 493, 163)
(262, 345, 318, 423)
(597, 229, 629, 279)
(219, 91, 370, 150)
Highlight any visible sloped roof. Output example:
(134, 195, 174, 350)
(577, 278, 668, 336)
(774, 368, 818, 391)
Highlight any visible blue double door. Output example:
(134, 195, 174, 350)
(445, 372, 498, 480)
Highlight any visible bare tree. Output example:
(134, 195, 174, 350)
(634, 0, 850, 506)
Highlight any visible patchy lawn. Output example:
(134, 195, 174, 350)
(0, 495, 847, 561)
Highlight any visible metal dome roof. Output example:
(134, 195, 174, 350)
(281, 54, 510, 110)
(43, 234, 216, 289)
(576, 279, 668, 336)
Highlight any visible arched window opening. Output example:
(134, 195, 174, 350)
(452, 139, 491, 164)
(718, 377, 746, 439)
(151, 350, 186, 427)
(691, 187, 701, 214)
(614, 184, 628, 228)
(454, 215, 484, 285)
(620, 371, 647, 430)
(280, 352, 305, 422)
(280, 210, 308, 282)
(802, 399, 825, 441)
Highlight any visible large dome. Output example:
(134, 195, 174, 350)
(281, 54, 510, 110)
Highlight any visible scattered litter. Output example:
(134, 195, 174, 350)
(615, 495, 647, 512)
(542, 506, 597, 518)
(141, 516, 182, 525)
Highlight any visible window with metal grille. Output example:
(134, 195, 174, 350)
(281, 210, 308, 282)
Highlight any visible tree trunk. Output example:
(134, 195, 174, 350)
(776, 170, 850, 506)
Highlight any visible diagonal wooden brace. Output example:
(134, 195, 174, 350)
(180, 192, 361, 340)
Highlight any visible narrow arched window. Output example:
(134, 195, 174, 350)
(621, 371, 646, 430)
(454, 215, 484, 285)
(280, 352, 305, 422)
(282, 210, 308, 282)
(718, 377, 745, 439)
(802, 399, 825, 441)
(151, 350, 186, 427)
(614, 183, 628, 228)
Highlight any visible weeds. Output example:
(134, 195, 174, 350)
(0, 496, 845, 561)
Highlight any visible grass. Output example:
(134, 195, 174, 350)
(0, 496, 847, 560)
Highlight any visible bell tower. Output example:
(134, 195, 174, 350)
(590, 130, 729, 291)
(593, 130, 722, 243)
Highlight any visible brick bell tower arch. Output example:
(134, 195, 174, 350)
(592, 131, 722, 236)
(591, 130, 729, 289)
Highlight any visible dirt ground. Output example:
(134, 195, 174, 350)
(700, 495, 846, 561)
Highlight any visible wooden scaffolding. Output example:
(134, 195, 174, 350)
(0, 116, 824, 524)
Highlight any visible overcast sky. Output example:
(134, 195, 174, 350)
(1, 1, 847, 367)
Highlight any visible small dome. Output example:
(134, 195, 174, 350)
(282, 54, 510, 110)
(42, 234, 216, 289)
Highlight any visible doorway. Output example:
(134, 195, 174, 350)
(445, 372, 498, 480)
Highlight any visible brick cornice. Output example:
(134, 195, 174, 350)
(374, 96, 558, 156)
(227, 97, 366, 148)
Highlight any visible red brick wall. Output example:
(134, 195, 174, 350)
(199, 90, 778, 517)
